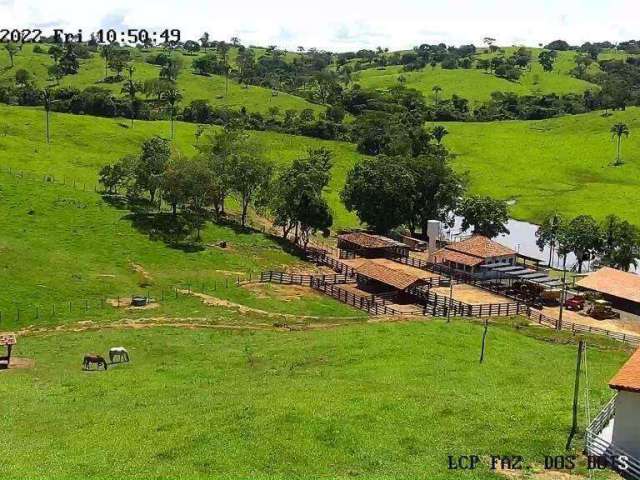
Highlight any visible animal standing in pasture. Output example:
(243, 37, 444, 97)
(83, 354, 108, 370)
(109, 347, 130, 363)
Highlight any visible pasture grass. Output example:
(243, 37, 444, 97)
(0, 320, 629, 479)
(431, 107, 640, 225)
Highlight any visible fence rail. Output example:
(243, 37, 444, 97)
(259, 271, 354, 286)
(310, 280, 412, 316)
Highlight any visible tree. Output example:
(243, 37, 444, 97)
(136, 137, 172, 203)
(563, 215, 602, 273)
(610, 123, 629, 166)
(432, 85, 443, 103)
(341, 155, 415, 234)
(121, 65, 141, 127)
(600, 215, 640, 271)
(268, 149, 333, 242)
(431, 125, 448, 144)
(199, 32, 210, 52)
(159, 56, 183, 81)
(183, 40, 200, 54)
(15, 68, 31, 86)
(99, 163, 129, 194)
(161, 88, 182, 140)
(227, 142, 272, 227)
(456, 196, 510, 238)
(100, 44, 114, 78)
(538, 50, 557, 72)
(535, 212, 564, 266)
(4, 43, 19, 68)
(216, 41, 231, 96)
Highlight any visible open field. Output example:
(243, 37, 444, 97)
(356, 49, 600, 104)
(0, 44, 324, 115)
(0, 319, 630, 479)
(431, 107, 640, 225)
(0, 104, 362, 228)
(0, 171, 367, 328)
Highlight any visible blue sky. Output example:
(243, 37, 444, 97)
(3, 0, 639, 51)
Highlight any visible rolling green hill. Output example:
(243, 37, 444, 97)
(433, 107, 640, 224)
(357, 48, 601, 104)
(0, 44, 324, 115)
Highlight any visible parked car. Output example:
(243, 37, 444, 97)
(565, 296, 585, 311)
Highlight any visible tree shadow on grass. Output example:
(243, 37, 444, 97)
(124, 211, 206, 253)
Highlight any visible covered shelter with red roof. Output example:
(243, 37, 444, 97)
(353, 260, 426, 303)
(576, 267, 640, 315)
(337, 232, 410, 259)
(431, 235, 517, 278)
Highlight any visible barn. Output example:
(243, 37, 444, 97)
(576, 267, 640, 315)
(354, 261, 425, 302)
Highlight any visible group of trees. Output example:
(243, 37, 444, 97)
(536, 213, 640, 272)
(98, 128, 336, 244)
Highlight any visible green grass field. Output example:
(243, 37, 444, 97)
(0, 44, 324, 115)
(0, 319, 629, 479)
(357, 49, 599, 104)
(0, 104, 362, 228)
(431, 107, 640, 225)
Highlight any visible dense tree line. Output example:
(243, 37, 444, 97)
(536, 213, 640, 272)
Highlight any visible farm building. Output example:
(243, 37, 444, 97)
(354, 261, 425, 302)
(576, 267, 640, 315)
(337, 232, 410, 259)
(431, 235, 517, 278)
(607, 348, 640, 460)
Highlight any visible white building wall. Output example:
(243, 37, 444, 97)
(612, 390, 640, 458)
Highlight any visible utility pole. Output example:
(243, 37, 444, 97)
(558, 254, 568, 331)
(479, 319, 489, 363)
(566, 339, 585, 450)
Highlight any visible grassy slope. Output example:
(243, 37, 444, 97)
(0, 172, 364, 322)
(357, 49, 599, 104)
(0, 321, 628, 479)
(0, 44, 324, 115)
(0, 105, 361, 228)
(432, 107, 640, 224)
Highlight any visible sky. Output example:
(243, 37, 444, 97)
(2, 0, 640, 52)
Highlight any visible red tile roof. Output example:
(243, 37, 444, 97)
(355, 261, 422, 290)
(432, 248, 484, 267)
(447, 235, 516, 259)
(338, 232, 406, 249)
(576, 267, 640, 304)
(609, 348, 640, 393)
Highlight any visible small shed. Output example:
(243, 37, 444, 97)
(337, 232, 409, 259)
(576, 267, 640, 315)
(608, 348, 640, 459)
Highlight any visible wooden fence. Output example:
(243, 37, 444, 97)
(310, 279, 412, 316)
(259, 271, 354, 286)
(408, 286, 523, 318)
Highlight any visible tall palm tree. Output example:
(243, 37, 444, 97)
(121, 65, 140, 127)
(162, 88, 182, 140)
(610, 123, 630, 166)
(432, 85, 443, 104)
(432, 125, 448, 144)
(41, 88, 52, 144)
(217, 41, 231, 96)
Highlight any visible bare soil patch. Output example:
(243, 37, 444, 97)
(540, 306, 640, 336)
(0, 357, 35, 370)
(106, 298, 160, 310)
(431, 284, 511, 305)
(242, 283, 322, 302)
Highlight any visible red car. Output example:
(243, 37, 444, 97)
(565, 296, 585, 311)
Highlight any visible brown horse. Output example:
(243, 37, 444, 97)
(83, 354, 108, 370)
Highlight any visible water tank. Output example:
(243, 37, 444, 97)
(426, 220, 441, 254)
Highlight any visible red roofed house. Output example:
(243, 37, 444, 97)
(431, 235, 517, 278)
(607, 348, 640, 459)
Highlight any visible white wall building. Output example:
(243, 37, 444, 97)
(609, 348, 640, 459)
